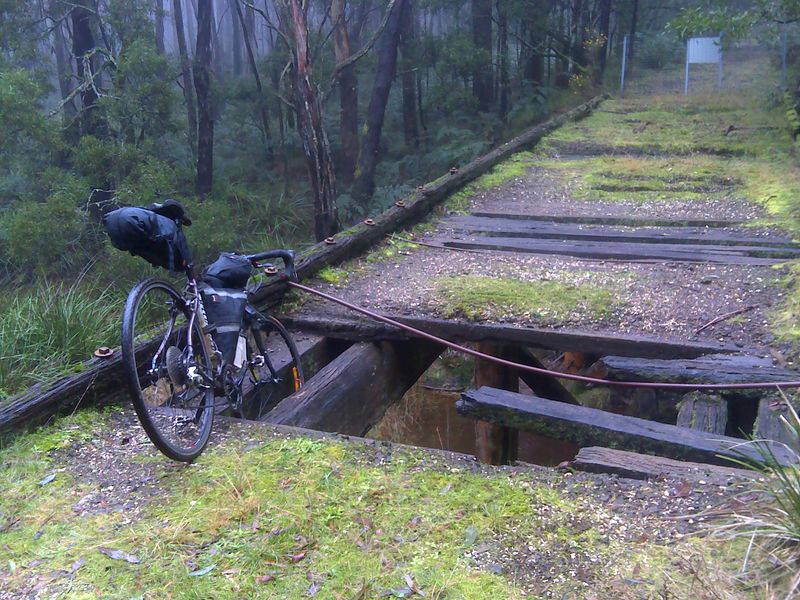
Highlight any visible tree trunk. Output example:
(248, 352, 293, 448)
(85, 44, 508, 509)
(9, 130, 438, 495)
(471, 0, 493, 111)
(353, 0, 406, 203)
(194, 0, 214, 194)
(629, 0, 638, 61)
(594, 0, 611, 84)
(71, 0, 104, 137)
(155, 0, 165, 53)
(50, 5, 77, 131)
(496, 0, 509, 121)
(399, 0, 419, 149)
(230, 0, 243, 76)
(173, 0, 198, 156)
(279, 0, 339, 240)
(234, 0, 273, 158)
(331, 0, 359, 186)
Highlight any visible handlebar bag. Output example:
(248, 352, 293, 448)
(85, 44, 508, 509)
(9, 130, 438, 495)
(200, 285, 248, 364)
(103, 206, 192, 273)
(203, 252, 253, 289)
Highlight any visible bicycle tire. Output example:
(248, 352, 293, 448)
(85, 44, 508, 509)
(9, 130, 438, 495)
(237, 310, 304, 420)
(121, 278, 214, 462)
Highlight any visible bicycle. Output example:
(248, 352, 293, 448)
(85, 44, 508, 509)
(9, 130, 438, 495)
(109, 203, 304, 462)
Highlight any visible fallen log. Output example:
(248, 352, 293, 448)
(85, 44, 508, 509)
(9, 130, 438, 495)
(281, 312, 743, 359)
(457, 386, 795, 466)
(569, 446, 754, 482)
(263, 340, 444, 436)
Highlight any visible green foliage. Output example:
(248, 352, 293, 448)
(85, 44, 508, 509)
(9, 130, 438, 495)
(0, 280, 122, 400)
(104, 39, 179, 144)
(635, 34, 684, 70)
(4, 173, 95, 276)
(0, 69, 53, 182)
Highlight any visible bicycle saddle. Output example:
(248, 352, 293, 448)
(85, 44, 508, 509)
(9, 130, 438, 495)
(149, 199, 192, 226)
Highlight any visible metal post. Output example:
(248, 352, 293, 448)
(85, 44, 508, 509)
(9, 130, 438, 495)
(718, 33, 724, 90)
(620, 34, 628, 96)
(684, 43, 690, 95)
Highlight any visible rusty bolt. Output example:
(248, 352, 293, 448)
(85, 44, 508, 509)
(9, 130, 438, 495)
(264, 265, 279, 276)
(94, 346, 114, 359)
(364, 218, 376, 226)
(324, 237, 336, 245)
(395, 200, 406, 208)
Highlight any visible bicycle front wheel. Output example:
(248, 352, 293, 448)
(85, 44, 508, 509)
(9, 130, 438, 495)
(121, 278, 214, 462)
(237, 311, 304, 420)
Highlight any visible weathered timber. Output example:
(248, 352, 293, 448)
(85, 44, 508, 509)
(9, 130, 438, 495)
(240, 335, 346, 419)
(441, 235, 795, 265)
(457, 386, 796, 466)
(281, 312, 743, 359)
(441, 216, 799, 249)
(676, 392, 728, 435)
(471, 212, 742, 229)
(250, 95, 606, 308)
(0, 334, 328, 433)
(1, 96, 603, 435)
(474, 343, 518, 464)
(754, 394, 798, 448)
(517, 348, 579, 405)
(570, 446, 755, 482)
(263, 340, 444, 436)
(593, 354, 797, 384)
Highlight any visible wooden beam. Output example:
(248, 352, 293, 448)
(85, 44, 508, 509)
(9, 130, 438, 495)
(457, 386, 796, 466)
(517, 348, 579, 405)
(676, 392, 728, 435)
(440, 235, 794, 265)
(592, 354, 797, 384)
(263, 340, 444, 436)
(570, 446, 754, 482)
(474, 343, 518, 465)
(442, 215, 799, 249)
(281, 313, 743, 359)
(471, 212, 743, 229)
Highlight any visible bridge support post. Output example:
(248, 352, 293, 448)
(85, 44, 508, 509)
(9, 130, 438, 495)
(474, 343, 518, 465)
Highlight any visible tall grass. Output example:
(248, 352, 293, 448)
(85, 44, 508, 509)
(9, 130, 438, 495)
(713, 393, 800, 598)
(0, 279, 122, 401)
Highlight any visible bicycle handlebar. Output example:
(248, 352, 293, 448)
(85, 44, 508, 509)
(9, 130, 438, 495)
(245, 249, 297, 281)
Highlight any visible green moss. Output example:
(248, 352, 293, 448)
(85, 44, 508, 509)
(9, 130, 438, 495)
(434, 275, 615, 323)
(317, 266, 350, 287)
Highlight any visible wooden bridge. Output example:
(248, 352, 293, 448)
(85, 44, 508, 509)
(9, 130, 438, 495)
(5, 93, 799, 477)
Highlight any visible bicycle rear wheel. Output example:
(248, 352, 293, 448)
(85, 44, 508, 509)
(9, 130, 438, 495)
(237, 310, 304, 420)
(121, 278, 214, 462)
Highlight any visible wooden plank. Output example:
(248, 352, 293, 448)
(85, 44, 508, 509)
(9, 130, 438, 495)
(570, 446, 755, 481)
(442, 216, 799, 249)
(754, 394, 797, 448)
(456, 386, 796, 466)
(593, 354, 797, 384)
(441, 235, 796, 264)
(676, 392, 728, 435)
(473, 343, 518, 464)
(263, 340, 444, 436)
(470, 212, 743, 228)
(281, 312, 744, 359)
(0, 96, 606, 435)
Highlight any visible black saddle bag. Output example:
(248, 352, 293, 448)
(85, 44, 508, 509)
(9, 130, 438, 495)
(103, 206, 192, 273)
